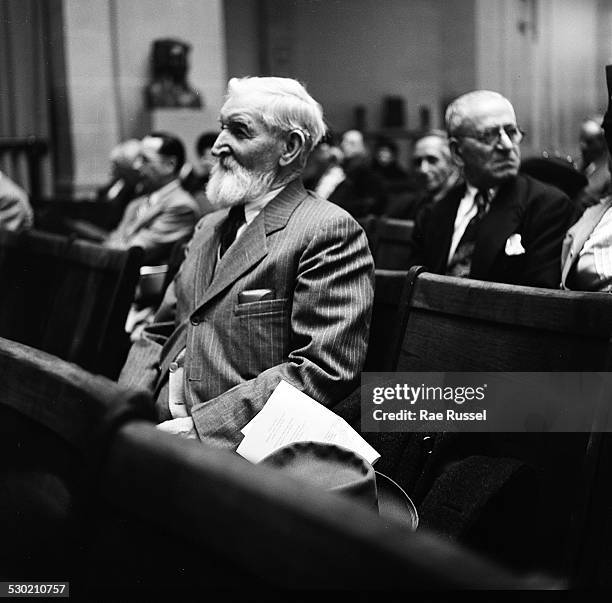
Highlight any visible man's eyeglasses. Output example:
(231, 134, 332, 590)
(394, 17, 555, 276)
(458, 124, 524, 147)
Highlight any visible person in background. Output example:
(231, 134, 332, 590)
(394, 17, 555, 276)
(105, 131, 201, 265)
(575, 115, 611, 208)
(97, 139, 143, 229)
(338, 129, 386, 216)
(384, 130, 460, 219)
(371, 138, 408, 186)
(407, 90, 574, 288)
(0, 170, 33, 232)
(180, 131, 217, 215)
(302, 136, 360, 209)
(119, 76, 374, 448)
(566, 71, 612, 291)
(412, 131, 461, 208)
(561, 132, 612, 291)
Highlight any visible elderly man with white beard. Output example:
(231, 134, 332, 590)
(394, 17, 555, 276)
(119, 76, 374, 448)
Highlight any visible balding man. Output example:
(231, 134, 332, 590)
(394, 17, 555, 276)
(407, 90, 574, 288)
(120, 77, 374, 448)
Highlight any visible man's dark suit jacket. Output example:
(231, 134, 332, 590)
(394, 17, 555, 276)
(407, 173, 575, 288)
(120, 178, 374, 450)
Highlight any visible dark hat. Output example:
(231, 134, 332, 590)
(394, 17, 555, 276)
(260, 441, 418, 531)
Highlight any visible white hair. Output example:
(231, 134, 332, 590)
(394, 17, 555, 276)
(109, 139, 141, 167)
(445, 90, 514, 136)
(226, 76, 326, 159)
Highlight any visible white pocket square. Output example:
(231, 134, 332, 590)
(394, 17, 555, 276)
(505, 233, 525, 256)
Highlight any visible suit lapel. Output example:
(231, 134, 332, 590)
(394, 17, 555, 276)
(127, 185, 175, 235)
(471, 178, 523, 278)
(192, 212, 226, 307)
(194, 178, 308, 311)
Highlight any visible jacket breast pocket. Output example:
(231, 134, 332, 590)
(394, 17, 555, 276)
(234, 298, 288, 317)
(233, 298, 290, 375)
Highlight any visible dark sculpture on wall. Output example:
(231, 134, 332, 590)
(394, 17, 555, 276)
(146, 38, 202, 109)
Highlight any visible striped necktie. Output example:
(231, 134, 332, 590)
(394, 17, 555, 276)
(446, 190, 490, 278)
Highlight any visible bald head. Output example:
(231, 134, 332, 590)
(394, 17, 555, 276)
(110, 139, 141, 168)
(110, 139, 141, 180)
(445, 90, 516, 138)
(444, 90, 521, 189)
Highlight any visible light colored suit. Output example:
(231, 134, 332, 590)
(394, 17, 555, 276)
(0, 171, 33, 232)
(560, 195, 612, 289)
(106, 179, 200, 264)
(119, 178, 374, 450)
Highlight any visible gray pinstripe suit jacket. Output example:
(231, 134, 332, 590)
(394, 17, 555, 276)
(119, 178, 374, 450)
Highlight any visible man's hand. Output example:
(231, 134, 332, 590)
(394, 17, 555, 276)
(156, 417, 198, 439)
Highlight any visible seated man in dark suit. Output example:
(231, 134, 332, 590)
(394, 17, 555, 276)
(105, 132, 201, 265)
(407, 90, 574, 288)
(119, 76, 374, 448)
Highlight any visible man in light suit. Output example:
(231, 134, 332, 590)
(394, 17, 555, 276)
(561, 190, 612, 291)
(105, 132, 201, 264)
(563, 71, 612, 292)
(576, 116, 611, 208)
(407, 90, 574, 288)
(119, 77, 374, 449)
(0, 170, 33, 232)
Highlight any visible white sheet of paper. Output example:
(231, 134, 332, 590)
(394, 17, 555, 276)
(236, 380, 380, 465)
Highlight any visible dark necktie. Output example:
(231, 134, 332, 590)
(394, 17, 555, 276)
(446, 190, 490, 278)
(219, 204, 246, 258)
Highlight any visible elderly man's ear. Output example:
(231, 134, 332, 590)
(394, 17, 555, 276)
(449, 137, 464, 168)
(279, 130, 306, 167)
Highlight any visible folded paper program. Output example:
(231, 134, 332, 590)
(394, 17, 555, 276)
(237, 380, 380, 465)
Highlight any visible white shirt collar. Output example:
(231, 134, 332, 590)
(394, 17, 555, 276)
(243, 185, 284, 225)
(216, 185, 286, 263)
(447, 183, 498, 263)
(464, 182, 497, 206)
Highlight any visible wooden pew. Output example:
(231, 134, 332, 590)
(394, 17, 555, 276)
(372, 216, 415, 270)
(363, 268, 412, 372)
(0, 229, 142, 377)
(0, 338, 559, 594)
(387, 267, 612, 581)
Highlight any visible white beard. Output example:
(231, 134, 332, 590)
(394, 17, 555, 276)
(206, 157, 277, 209)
